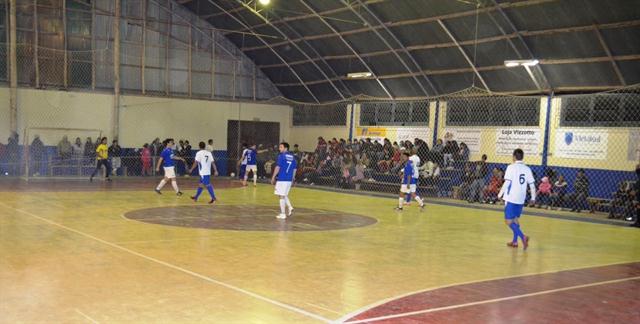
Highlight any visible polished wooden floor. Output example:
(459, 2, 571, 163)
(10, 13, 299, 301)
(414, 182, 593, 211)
(1, 179, 639, 323)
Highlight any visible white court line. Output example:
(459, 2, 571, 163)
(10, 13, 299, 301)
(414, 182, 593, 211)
(344, 276, 640, 323)
(335, 259, 640, 323)
(305, 302, 343, 316)
(1, 202, 331, 323)
(74, 309, 99, 324)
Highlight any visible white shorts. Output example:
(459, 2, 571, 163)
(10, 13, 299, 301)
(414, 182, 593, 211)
(274, 181, 292, 196)
(245, 165, 258, 173)
(163, 166, 176, 179)
(401, 184, 417, 193)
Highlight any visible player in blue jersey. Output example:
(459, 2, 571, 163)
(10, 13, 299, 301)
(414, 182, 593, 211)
(243, 144, 258, 187)
(155, 138, 186, 196)
(396, 152, 425, 211)
(189, 141, 218, 204)
(498, 149, 536, 249)
(271, 142, 297, 219)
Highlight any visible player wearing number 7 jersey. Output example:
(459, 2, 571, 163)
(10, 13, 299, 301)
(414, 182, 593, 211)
(189, 141, 218, 204)
(498, 148, 536, 250)
(271, 142, 297, 219)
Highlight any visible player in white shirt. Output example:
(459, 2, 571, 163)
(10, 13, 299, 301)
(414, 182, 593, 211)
(189, 141, 219, 204)
(238, 143, 249, 180)
(405, 149, 421, 204)
(498, 148, 536, 249)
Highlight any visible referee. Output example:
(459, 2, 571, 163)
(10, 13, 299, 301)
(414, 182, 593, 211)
(90, 137, 112, 182)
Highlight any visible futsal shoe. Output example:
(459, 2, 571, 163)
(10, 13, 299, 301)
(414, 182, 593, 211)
(420, 204, 425, 211)
(276, 214, 287, 219)
(394, 207, 403, 211)
(177, 191, 183, 196)
(507, 242, 518, 248)
(190, 196, 197, 202)
(154, 189, 162, 195)
(288, 208, 294, 216)
(209, 198, 216, 204)
(523, 236, 530, 250)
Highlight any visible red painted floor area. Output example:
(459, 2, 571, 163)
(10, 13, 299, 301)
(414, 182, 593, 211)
(0, 177, 242, 192)
(347, 263, 640, 323)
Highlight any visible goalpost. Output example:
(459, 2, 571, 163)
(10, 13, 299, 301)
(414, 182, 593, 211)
(23, 127, 104, 180)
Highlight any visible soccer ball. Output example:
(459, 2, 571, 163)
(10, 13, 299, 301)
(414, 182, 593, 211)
(230, 172, 235, 177)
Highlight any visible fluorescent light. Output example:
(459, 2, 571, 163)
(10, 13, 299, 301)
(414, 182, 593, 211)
(504, 59, 539, 67)
(258, 0, 270, 5)
(347, 72, 373, 79)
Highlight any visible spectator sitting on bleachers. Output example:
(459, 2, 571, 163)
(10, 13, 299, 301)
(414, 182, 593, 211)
(535, 176, 552, 208)
(467, 154, 489, 203)
(608, 182, 634, 220)
(631, 165, 640, 227)
(72, 137, 83, 159)
(432, 139, 444, 154)
(83, 137, 95, 161)
(456, 142, 470, 167)
(568, 169, 590, 213)
(482, 167, 503, 204)
(58, 136, 73, 160)
(550, 174, 568, 210)
(443, 140, 457, 169)
(376, 145, 394, 173)
(423, 161, 441, 187)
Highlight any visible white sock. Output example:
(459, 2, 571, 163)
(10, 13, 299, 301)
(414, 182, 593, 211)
(253, 173, 257, 185)
(415, 196, 424, 206)
(156, 179, 167, 190)
(279, 198, 286, 214)
(398, 197, 404, 208)
(171, 180, 179, 193)
(285, 197, 293, 210)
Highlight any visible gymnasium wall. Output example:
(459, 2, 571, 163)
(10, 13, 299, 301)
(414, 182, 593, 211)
(3, 88, 291, 149)
(119, 95, 291, 148)
(289, 106, 353, 151)
(0, 87, 10, 142)
(436, 98, 547, 166)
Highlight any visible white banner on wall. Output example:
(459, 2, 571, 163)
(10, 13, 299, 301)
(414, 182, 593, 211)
(496, 129, 541, 156)
(554, 129, 608, 160)
(397, 127, 431, 143)
(628, 130, 640, 162)
(443, 128, 482, 153)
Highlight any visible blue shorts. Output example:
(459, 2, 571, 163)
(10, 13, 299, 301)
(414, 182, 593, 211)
(505, 202, 524, 220)
(199, 175, 211, 185)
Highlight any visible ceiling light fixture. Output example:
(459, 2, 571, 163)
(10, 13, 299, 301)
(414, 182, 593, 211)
(504, 59, 540, 67)
(347, 72, 373, 79)
(258, 0, 270, 5)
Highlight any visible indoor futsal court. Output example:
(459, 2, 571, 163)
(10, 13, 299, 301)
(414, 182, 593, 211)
(1, 0, 640, 323)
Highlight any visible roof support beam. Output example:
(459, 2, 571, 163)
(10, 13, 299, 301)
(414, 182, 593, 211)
(487, 0, 551, 91)
(233, 0, 349, 101)
(593, 25, 626, 86)
(437, 19, 490, 91)
(298, 0, 394, 99)
(342, 0, 438, 96)
(241, 0, 558, 52)
(203, 0, 320, 103)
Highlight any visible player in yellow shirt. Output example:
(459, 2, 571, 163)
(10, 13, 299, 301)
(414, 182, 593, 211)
(90, 137, 112, 182)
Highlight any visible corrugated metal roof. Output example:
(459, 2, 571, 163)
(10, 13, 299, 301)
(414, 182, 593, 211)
(180, 0, 640, 102)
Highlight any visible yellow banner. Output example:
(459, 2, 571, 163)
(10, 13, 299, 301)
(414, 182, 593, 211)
(356, 127, 387, 137)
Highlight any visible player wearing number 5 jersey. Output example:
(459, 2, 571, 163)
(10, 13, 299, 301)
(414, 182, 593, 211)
(271, 142, 297, 219)
(243, 144, 258, 187)
(498, 148, 536, 249)
(189, 141, 218, 204)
